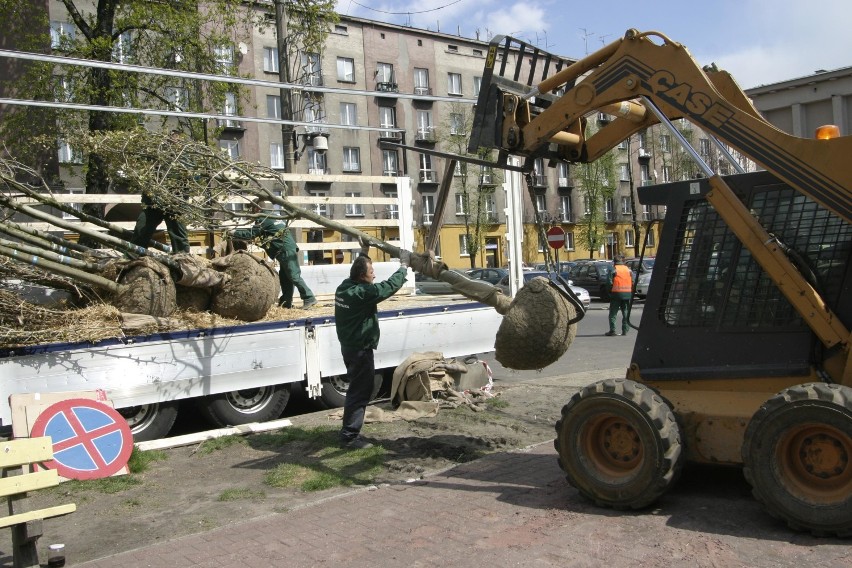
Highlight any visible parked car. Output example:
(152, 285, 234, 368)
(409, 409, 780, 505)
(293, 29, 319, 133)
(533, 261, 577, 278)
(496, 271, 591, 310)
(626, 257, 655, 299)
(566, 260, 614, 300)
(414, 269, 468, 295)
(465, 267, 509, 285)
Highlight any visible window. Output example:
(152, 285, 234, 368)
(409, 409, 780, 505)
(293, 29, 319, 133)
(57, 140, 82, 164)
(617, 140, 628, 150)
(663, 165, 672, 182)
(304, 100, 326, 132)
(61, 188, 84, 220)
(560, 196, 572, 221)
(219, 140, 240, 159)
(473, 49, 483, 57)
(414, 68, 430, 95)
(340, 102, 357, 126)
(645, 229, 656, 247)
(604, 198, 614, 221)
(484, 194, 496, 219)
(263, 47, 279, 73)
(164, 86, 188, 110)
(270, 143, 284, 169)
(473, 76, 482, 96)
(619, 164, 629, 181)
(267, 95, 281, 119)
(343, 147, 360, 172)
(419, 154, 436, 182)
(448, 45, 458, 52)
(642, 204, 652, 221)
(637, 131, 647, 147)
(113, 31, 132, 63)
(416, 110, 433, 140)
(583, 195, 591, 215)
(699, 138, 711, 156)
(535, 194, 546, 213)
(422, 195, 435, 224)
(447, 72, 462, 95)
(459, 234, 470, 257)
(385, 190, 399, 219)
(301, 52, 322, 85)
(54, 76, 74, 103)
(660, 134, 671, 152)
(50, 21, 75, 49)
(640, 164, 651, 185)
(220, 92, 239, 127)
(625, 229, 635, 248)
(345, 192, 363, 217)
(307, 148, 326, 174)
(454, 160, 466, 177)
(379, 106, 397, 137)
(455, 193, 469, 215)
(310, 191, 329, 216)
(565, 232, 575, 251)
(337, 57, 355, 82)
(621, 196, 631, 215)
(450, 113, 464, 135)
(557, 162, 570, 186)
(376, 62, 394, 83)
(214, 45, 234, 75)
(334, 24, 348, 34)
(382, 150, 399, 176)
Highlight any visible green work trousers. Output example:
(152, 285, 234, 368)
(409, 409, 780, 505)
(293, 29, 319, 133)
(275, 248, 315, 308)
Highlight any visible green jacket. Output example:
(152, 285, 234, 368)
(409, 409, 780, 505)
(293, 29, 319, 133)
(232, 216, 294, 259)
(334, 266, 408, 351)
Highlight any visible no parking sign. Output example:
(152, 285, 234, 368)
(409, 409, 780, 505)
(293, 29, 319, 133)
(30, 398, 133, 480)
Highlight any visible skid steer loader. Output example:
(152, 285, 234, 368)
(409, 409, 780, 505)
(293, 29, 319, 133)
(468, 29, 851, 536)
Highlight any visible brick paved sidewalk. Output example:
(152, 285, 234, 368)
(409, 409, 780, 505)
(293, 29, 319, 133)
(74, 443, 848, 568)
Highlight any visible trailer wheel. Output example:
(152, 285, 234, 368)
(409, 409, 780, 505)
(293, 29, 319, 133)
(742, 383, 852, 537)
(554, 378, 683, 509)
(197, 385, 291, 428)
(119, 402, 179, 442)
(314, 372, 383, 409)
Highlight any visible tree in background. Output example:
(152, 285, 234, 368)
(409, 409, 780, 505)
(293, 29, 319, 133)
(0, 0, 336, 224)
(575, 121, 617, 259)
(440, 102, 502, 268)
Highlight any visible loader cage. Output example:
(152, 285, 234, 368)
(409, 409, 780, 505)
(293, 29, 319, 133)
(633, 170, 852, 381)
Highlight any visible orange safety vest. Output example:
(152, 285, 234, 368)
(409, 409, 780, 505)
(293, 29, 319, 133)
(611, 264, 633, 294)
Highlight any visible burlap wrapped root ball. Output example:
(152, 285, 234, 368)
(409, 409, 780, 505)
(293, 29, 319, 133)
(175, 285, 211, 312)
(110, 256, 177, 317)
(210, 251, 279, 321)
(494, 276, 577, 370)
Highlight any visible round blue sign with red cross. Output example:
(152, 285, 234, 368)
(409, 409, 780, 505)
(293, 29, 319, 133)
(30, 399, 133, 480)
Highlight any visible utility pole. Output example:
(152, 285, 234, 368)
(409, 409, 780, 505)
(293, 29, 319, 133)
(275, 0, 295, 174)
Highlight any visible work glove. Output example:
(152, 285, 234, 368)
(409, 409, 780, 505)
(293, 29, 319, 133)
(398, 249, 412, 268)
(359, 236, 371, 256)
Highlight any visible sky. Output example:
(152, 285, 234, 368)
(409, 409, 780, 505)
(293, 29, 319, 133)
(335, 0, 852, 89)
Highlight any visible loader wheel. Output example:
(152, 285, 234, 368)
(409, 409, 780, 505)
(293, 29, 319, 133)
(554, 378, 683, 509)
(742, 383, 852, 537)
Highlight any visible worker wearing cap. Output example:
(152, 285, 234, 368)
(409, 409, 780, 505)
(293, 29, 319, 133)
(231, 198, 317, 309)
(606, 254, 633, 336)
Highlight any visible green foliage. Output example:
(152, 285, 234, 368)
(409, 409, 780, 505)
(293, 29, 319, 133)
(126, 447, 167, 474)
(254, 426, 386, 492)
(195, 435, 247, 456)
(484, 397, 509, 408)
(576, 120, 618, 258)
(61, 475, 142, 495)
(218, 487, 266, 501)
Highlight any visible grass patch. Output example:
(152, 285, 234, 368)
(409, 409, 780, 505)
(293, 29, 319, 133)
(61, 475, 143, 495)
(485, 397, 509, 408)
(127, 447, 167, 473)
(195, 435, 247, 455)
(255, 426, 386, 492)
(218, 488, 266, 501)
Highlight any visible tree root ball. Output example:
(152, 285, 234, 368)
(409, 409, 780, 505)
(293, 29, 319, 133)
(494, 277, 576, 370)
(176, 285, 211, 312)
(210, 252, 279, 321)
(111, 257, 176, 317)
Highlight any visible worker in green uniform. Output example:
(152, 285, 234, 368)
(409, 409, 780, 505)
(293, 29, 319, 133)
(231, 198, 317, 309)
(334, 240, 411, 448)
(130, 130, 190, 254)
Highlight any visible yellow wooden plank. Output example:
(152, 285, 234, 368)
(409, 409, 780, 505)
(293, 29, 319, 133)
(0, 504, 76, 529)
(0, 470, 59, 498)
(0, 438, 53, 469)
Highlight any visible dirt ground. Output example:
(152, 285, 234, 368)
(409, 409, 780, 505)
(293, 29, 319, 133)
(2, 372, 595, 567)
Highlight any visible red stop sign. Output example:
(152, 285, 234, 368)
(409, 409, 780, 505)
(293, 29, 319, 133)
(546, 227, 566, 249)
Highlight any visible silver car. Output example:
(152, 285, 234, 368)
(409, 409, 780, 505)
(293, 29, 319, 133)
(496, 271, 591, 310)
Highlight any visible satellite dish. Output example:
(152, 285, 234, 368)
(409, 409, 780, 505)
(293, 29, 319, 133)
(238, 42, 248, 55)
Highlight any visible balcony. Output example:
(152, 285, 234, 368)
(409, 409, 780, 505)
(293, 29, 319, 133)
(557, 177, 573, 188)
(375, 82, 399, 97)
(217, 118, 244, 131)
(305, 120, 330, 137)
(415, 128, 436, 143)
(383, 169, 400, 177)
(641, 179, 655, 186)
(558, 211, 574, 223)
(530, 174, 547, 187)
(479, 173, 497, 186)
(303, 74, 324, 87)
(419, 170, 438, 183)
(422, 213, 433, 225)
(308, 168, 328, 175)
(413, 86, 432, 97)
(378, 130, 403, 141)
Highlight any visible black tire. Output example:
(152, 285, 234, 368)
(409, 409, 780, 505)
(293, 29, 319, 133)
(313, 372, 384, 410)
(196, 384, 291, 428)
(118, 402, 180, 442)
(742, 383, 852, 537)
(554, 378, 683, 509)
